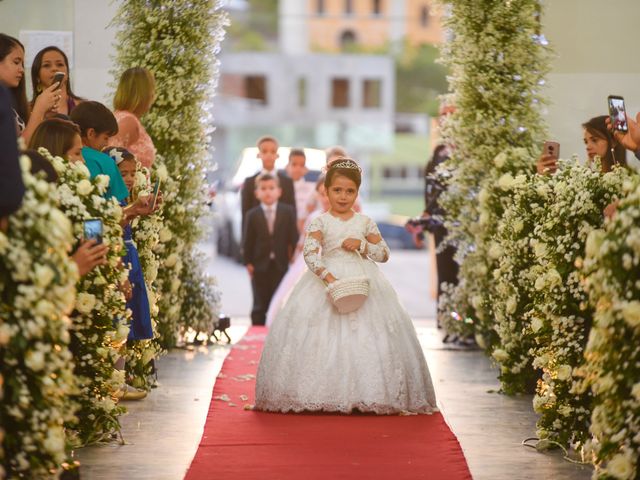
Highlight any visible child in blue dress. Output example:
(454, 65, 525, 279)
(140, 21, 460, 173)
(104, 146, 153, 342)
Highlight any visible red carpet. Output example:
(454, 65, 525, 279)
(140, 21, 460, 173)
(185, 327, 472, 480)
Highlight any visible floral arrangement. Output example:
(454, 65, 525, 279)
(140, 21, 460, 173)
(436, 0, 551, 339)
(112, 0, 227, 348)
(180, 250, 222, 337)
(127, 163, 165, 390)
(43, 148, 128, 446)
(579, 179, 640, 479)
(0, 156, 78, 477)
(527, 161, 628, 449)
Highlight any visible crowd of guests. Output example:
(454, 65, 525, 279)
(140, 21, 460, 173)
(239, 137, 357, 326)
(0, 33, 160, 401)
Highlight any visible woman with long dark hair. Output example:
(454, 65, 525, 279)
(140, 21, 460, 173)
(30, 46, 84, 116)
(0, 34, 59, 142)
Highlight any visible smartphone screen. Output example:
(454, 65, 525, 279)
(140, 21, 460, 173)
(151, 179, 161, 211)
(83, 218, 103, 244)
(543, 141, 560, 159)
(53, 72, 65, 90)
(608, 95, 628, 132)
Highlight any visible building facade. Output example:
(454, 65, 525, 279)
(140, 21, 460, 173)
(279, 0, 444, 54)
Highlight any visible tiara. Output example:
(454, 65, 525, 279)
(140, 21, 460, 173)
(328, 157, 361, 172)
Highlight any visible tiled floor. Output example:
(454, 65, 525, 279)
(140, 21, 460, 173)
(75, 247, 593, 479)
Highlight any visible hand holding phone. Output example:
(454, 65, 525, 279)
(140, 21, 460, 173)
(608, 95, 628, 133)
(53, 72, 65, 90)
(83, 218, 103, 244)
(151, 179, 161, 211)
(543, 140, 560, 159)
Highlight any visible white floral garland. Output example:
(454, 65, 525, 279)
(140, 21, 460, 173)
(436, 0, 551, 342)
(112, 0, 227, 348)
(127, 162, 164, 390)
(579, 179, 640, 479)
(0, 156, 78, 476)
(42, 148, 129, 446)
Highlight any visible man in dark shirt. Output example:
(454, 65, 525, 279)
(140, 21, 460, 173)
(0, 85, 24, 230)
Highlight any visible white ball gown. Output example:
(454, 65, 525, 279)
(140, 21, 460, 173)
(255, 212, 437, 414)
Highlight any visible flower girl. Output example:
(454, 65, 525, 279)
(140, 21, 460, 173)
(255, 158, 437, 414)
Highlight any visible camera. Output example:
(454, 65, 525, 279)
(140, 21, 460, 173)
(405, 215, 443, 234)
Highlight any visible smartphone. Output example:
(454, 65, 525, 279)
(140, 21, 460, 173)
(53, 72, 65, 90)
(608, 95, 628, 132)
(543, 140, 560, 159)
(151, 179, 161, 211)
(83, 218, 103, 244)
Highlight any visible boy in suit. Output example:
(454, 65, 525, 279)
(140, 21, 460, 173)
(241, 135, 295, 234)
(243, 173, 298, 325)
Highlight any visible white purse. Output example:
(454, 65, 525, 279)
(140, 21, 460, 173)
(326, 250, 369, 314)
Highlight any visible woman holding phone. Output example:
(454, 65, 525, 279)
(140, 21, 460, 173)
(0, 34, 60, 142)
(30, 46, 84, 116)
(536, 115, 626, 175)
(109, 67, 157, 169)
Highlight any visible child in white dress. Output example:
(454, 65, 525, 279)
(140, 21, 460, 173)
(255, 158, 437, 414)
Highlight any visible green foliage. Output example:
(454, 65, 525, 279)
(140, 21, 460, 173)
(395, 43, 449, 116)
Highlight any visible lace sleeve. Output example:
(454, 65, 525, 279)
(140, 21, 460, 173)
(363, 217, 390, 263)
(303, 217, 331, 279)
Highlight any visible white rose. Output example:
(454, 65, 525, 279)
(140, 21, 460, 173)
(513, 219, 524, 233)
(493, 152, 507, 168)
(171, 278, 181, 293)
(492, 348, 509, 363)
(159, 227, 173, 243)
(0, 324, 12, 345)
(25, 350, 45, 371)
(76, 179, 93, 196)
(534, 275, 546, 291)
(165, 253, 179, 268)
(142, 347, 156, 365)
(19, 153, 31, 172)
(43, 426, 66, 459)
(488, 243, 502, 259)
(157, 164, 169, 182)
(506, 296, 517, 314)
(95, 175, 110, 194)
(606, 450, 634, 480)
(498, 173, 515, 190)
(35, 299, 55, 318)
(534, 242, 547, 258)
(531, 317, 543, 333)
(76, 292, 97, 314)
(585, 230, 605, 258)
(115, 323, 130, 342)
(631, 382, 640, 401)
(556, 364, 572, 381)
(34, 264, 55, 288)
(546, 269, 562, 288)
(621, 301, 640, 328)
(478, 188, 490, 204)
(73, 162, 91, 178)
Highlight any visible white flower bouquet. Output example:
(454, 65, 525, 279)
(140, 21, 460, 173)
(579, 176, 640, 477)
(41, 148, 128, 446)
(0, 157, 79, 476)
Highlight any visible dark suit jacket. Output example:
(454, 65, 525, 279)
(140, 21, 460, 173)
(241, 170, 295, 233)
(242, 203, 298, 273)
(0, 85, 24, 217)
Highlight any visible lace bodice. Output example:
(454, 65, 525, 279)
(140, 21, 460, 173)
(111, 110, 156, 169)
(303, 212, 389, 279)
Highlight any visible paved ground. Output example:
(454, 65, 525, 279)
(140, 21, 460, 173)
(76, 242, 593, 480)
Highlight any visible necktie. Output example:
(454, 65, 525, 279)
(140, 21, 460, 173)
(266, 207, 275, 234)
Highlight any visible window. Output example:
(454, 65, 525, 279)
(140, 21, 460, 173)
(340, 30, 357, 50)
(331, 78, 350, 108)
(345, 0, 353, 15)
(297, 77, 306, 108)
(420, 5, 430, 27)
(372, 0, 382, 15)
(362, 79, 382, 108)
(245, 75, 268, 104)
(316, 0, 325, 15)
